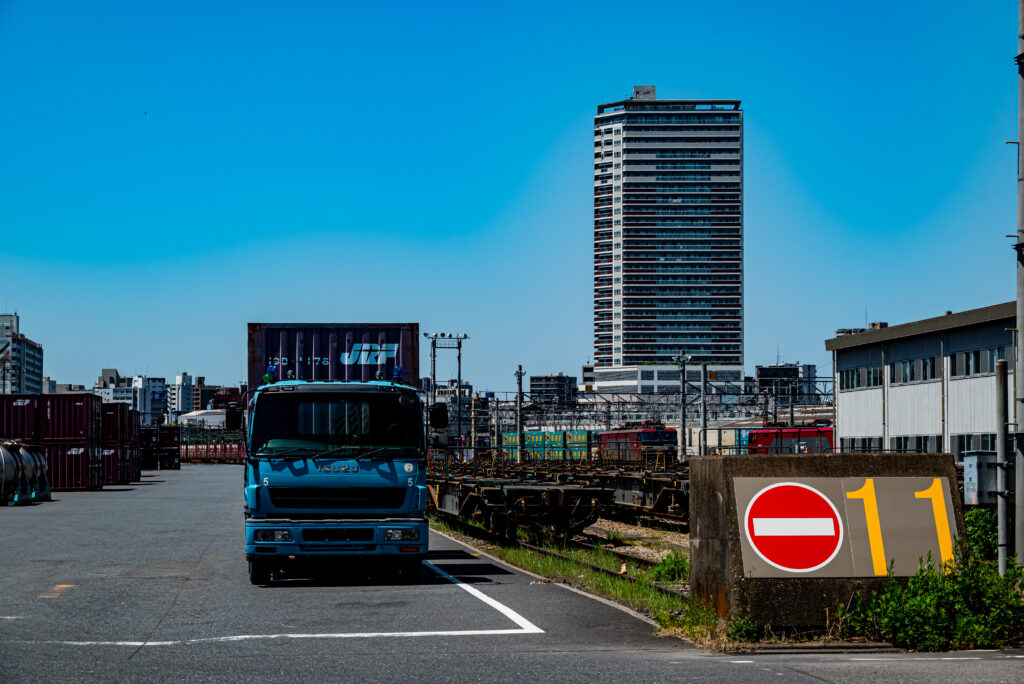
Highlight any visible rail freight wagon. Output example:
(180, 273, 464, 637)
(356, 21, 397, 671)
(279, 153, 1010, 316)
(247, 323, 420, 392)
(745, 426, 834, 454)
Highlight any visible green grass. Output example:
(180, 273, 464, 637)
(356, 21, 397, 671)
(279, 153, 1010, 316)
(428, 515, 722, 646)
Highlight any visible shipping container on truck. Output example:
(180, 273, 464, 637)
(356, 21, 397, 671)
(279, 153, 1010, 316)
(246, 323, 420, 392)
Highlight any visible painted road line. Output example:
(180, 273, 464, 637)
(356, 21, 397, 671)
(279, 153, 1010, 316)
(4, 561, 543, 647)
(38, 584, 73, 599)
(423, 561, 543, 634)
(751, 518, 835, 536)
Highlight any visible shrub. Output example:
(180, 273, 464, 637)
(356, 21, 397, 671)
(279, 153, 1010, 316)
(650, 550, 690, 583)
(963, 507, 997, 561)
(725, 613, 761, 642)
(837, 540, 1024, 651)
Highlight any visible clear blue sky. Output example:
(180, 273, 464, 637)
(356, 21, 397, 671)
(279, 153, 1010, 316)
(0, 1, 1018, 390)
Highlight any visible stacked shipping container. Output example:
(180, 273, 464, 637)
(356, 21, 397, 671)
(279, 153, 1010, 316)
(157, 425, 180, 470)
(0, 394, 151, 491)
(101, 403, 130, 486)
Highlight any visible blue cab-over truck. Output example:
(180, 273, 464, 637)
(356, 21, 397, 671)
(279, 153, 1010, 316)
(244, 380, 442, 585)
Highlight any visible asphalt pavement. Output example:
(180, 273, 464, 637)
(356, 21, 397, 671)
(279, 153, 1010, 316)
(0, 465, 1020, 682)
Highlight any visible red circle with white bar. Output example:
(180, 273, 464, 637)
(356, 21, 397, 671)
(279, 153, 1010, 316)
(743, 482, 843, 573)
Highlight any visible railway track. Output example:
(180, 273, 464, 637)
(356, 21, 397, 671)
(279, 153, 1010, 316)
(428, 510, 691, 600)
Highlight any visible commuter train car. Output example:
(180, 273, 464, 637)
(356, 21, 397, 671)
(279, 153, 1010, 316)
(745, 426, 834, 454)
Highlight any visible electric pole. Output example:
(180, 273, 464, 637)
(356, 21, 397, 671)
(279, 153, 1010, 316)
(1015, 0, 1024, 563)
(672, 349, 692, 463)
(515, 365, 525, 462)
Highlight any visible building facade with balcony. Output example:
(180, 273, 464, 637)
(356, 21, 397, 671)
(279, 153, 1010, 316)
(0, 314, 44, 394)
(593, 86, 743, 368)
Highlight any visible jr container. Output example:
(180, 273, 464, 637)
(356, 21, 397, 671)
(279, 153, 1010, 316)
(46, 442, 103, 491)
(247, 322, 420, 391)
(0, 394, 43, 441)
(43, 394, 102, 442)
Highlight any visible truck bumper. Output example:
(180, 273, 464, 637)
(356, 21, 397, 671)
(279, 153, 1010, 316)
(244, 518, 428, 559)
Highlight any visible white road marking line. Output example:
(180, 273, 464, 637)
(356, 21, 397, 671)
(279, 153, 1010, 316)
(752, 518, 835, 536)
(423, 561, 543, 634)
(730, 660, 753, 663)
(0, 616, 23, 620)
(3, 561, 543, 647)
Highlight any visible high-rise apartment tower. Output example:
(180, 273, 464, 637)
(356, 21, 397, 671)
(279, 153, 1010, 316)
(593, 86, 743, 367)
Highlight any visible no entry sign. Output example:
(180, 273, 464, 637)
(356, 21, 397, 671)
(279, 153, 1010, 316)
(743, 482, 843, 573)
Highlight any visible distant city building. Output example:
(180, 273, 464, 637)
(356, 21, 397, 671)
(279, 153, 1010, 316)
(435, 379, 472, 439)
(132, 376, 168, 425)
(180, 409, 226, 428)
(593, 86, 743, 368)
(93, 368, 134, 404)
(754, 363, 819, 405)
(42, 376, 56, 394)
(0, 313, 44, 394)
(579, 364, 595, 393)
(825, 302, 1013, 457)
(167, 372, 195, 422)
(530, 373, 578, 407)
(191, 377, 242, 410)
(592, 364, 744, 395)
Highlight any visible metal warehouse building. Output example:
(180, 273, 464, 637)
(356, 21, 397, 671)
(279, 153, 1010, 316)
(824, 302, 1015, 459)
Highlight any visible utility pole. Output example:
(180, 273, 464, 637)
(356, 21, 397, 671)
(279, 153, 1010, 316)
(700, 364, 708, 457)
(429, 337, 436, 407)
(515, 365, 525, 462)
(997, 359, 1010, 575)
(789, 383, 796, 427)
(1016, 0, 1024, 564)
(456, 337, 463, 460)
(672, 350, 692, 462)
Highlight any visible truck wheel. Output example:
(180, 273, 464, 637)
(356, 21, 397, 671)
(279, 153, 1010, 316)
(249, 560, 272, 585)
(397, 558, 422, 584)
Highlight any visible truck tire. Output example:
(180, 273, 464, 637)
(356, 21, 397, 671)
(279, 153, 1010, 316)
(249, 560, 272, 585)
(397, 558, 422, 584)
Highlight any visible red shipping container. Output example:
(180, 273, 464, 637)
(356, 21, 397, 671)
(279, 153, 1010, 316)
(158, 446, 180, 470)
(102, 446, 130, 486)
(157, 424, 180, 446)
(247, 322, 420, 391)
(46, 442, 103, 491)
(101, 403, 130, 445)
(43, 394, 102, 442)
(0, 394, 42, 440)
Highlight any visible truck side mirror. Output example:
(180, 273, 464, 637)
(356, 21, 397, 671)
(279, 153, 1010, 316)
(429, 433, 449, 449)
(429, 404, 449, 430)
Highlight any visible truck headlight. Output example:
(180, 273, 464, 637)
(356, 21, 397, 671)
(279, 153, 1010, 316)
(384, 529, 419, 541)
(254, 530, 292, 542)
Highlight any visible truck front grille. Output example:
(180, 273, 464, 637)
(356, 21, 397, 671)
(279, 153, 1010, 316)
(268, 487, 406, 510)
(302, 528, 375, 543)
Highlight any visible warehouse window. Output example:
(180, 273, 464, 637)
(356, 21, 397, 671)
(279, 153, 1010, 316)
(839, 365, 882, 390)
(950, 346, 1011, 378)
(890, 356, 938, 384)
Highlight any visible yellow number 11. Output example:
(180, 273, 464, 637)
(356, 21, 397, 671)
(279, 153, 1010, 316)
(846, 477, 955, 576)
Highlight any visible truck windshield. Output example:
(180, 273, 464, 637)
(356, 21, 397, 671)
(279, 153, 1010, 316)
(251, 392, 422, 457)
